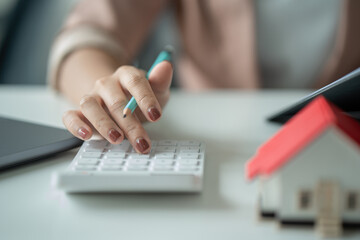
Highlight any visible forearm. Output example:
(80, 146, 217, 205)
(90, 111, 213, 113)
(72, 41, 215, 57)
(58, 48, 125, 105)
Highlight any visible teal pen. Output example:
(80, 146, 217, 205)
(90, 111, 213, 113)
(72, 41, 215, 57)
(122, 46, 174, 118)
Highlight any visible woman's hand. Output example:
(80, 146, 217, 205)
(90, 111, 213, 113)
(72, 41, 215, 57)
(62, 61, 173, 154)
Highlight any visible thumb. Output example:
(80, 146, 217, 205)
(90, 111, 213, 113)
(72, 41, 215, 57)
(148, 61, 173, 94)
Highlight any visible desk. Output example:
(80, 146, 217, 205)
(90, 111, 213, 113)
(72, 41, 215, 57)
(0, 86, 358, 240)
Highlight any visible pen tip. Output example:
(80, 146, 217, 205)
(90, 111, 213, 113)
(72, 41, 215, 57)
(123, 114, 126, 118)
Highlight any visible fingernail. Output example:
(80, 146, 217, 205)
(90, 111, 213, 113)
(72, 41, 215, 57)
(136, 138, 150, 153)
(109, 129, 121, 142)
(148, 107, 161, 121)
(78, 127, 89, 139)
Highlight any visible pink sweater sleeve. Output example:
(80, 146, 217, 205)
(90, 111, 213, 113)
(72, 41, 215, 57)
(48, 0, 167, 89)
(64, 0, 168, 61)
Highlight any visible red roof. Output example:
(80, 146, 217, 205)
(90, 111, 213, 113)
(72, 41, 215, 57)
(246, 96, 360, 180)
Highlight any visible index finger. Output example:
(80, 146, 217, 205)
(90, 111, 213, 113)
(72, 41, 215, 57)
(117, 66, 162, 122)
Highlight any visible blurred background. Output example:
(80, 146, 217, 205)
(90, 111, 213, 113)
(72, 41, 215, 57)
(0, 0, 179, 85)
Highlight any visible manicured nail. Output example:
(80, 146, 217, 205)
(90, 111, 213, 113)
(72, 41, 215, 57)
(148, 107, 161, 121)
(136, 138, 150, 153)
(109, 129, 121, 142)
(78, 127, 89, 139)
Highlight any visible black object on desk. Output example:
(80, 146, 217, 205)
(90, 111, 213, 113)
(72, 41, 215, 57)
(268, 67, 360, 124)
(0, 116, 82, 170)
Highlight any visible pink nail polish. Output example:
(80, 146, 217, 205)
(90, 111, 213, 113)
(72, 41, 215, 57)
(148, 107, 161, 121)
(136, 138, 150, 153)
(109, 129, 121, 142)
(78, 127, 89, 139)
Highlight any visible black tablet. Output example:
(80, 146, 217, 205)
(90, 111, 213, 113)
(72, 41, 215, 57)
(0, 116, 82, 170)
(267, 68, 360, 124)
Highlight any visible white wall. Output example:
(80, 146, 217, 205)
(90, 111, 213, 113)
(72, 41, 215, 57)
(259, 174, 280, 212)
(276, 127, 360, 221)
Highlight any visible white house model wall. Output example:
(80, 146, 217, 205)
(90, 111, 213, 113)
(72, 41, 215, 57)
(259, 126, 360, 223)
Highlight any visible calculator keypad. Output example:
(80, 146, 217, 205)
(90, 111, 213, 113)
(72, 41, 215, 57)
(70, 140, 205, 174)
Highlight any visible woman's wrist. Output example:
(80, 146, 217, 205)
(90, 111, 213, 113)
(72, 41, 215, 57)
(59, 48, 124, 105)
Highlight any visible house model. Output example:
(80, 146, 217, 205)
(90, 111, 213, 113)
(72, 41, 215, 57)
(246, 96, 360, 238)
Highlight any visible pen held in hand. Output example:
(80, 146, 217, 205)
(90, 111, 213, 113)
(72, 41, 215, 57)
(122, 46, 174, 118)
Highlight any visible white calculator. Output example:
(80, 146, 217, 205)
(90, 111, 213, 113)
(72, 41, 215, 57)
(55, 140, 205, 193)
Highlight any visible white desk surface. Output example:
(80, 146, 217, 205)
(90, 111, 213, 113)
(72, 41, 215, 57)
(0, 86, 358, 240)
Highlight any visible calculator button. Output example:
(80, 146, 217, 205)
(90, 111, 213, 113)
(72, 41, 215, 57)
(158, 140, 177, 146)
(155, 153, 175, 159)
(100, 165, 123, 171)
(127, 166, 148, 171)
(74, 165, 97, 171)
(77, 159, 99, 165)
(108, 142, 130, 152)
(153, 159, 175, 166)
(178, 153, 199, 159)
(102, 159, 125, 165)
(128, 159, 149, 166)
(178, 159, 199, 166)
(179, 140, 200, 146)
(105, 152, 126, 159)
(179, 147, 200, 153)
(155, 146, 176, 153)
(153, 166, 174, 172)
(154, 164, 174, 168)
(129, 153, 150, 159)
(80, 152, 102, 158)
